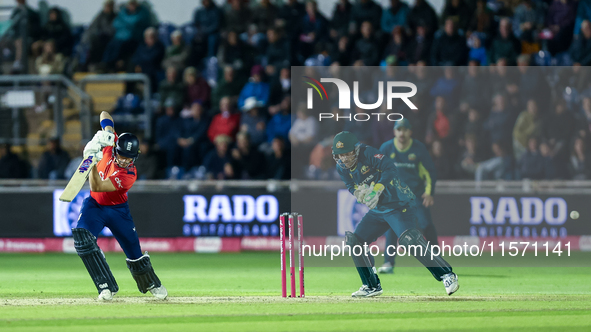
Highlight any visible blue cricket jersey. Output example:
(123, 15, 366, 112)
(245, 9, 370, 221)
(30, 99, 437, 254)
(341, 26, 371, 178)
(379, 138, 437, 198)
(337, 144, 415, 212)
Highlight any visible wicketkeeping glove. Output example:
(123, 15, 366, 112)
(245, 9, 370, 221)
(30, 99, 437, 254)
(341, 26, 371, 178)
(363, 182, 385, 210)
(92, 130, 115, 147)
(83, 140, 103, 161)
(353, 183, 371, 203)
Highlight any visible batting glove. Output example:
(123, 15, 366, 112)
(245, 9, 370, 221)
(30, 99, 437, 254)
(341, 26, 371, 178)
(92, 130, 115, 147)
(363, 182, 385, 210)
(83, 140, 103, 161)
(353, 183, 371, 203)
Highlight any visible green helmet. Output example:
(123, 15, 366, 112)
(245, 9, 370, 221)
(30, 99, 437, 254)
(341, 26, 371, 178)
(332, 131, 360, 169)
(332, 131, 359, 154)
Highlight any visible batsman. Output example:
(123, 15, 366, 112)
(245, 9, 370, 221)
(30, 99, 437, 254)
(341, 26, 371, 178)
(73, 111, 167, 301)
(333, 131, 458, 297)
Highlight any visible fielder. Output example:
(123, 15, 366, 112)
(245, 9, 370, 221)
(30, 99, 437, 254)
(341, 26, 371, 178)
(73, 111, 167, 301)
(333, 131, 458, 297)
(378, 119, 438, 274)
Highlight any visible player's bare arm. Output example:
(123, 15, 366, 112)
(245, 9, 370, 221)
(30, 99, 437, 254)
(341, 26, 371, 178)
(89, 165, 116, 192)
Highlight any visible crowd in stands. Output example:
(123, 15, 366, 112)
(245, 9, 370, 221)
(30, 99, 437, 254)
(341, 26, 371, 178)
(2, 0, 591, 181)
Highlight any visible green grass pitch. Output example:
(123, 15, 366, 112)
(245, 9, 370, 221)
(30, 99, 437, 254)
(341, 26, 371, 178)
(1, 252, 590, 331)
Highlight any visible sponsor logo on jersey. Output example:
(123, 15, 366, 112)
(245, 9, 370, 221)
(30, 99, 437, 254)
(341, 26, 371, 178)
(115, 177, 122, 188)
(374, 154, 384, 160)
(408, 153, 416, 161)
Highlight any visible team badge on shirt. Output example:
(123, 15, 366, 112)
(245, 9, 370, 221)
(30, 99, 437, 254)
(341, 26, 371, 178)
(361, 165, 370, 174)
(408, 153, 416, 161)
(390, 152, 395, 159)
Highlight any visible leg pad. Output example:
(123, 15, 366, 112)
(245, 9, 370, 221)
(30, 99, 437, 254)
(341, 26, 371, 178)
(72, 228, 119, 294)
(398, 228, 452, 281)
(126, 253, 162, 293)
(345, 231, 380, 288)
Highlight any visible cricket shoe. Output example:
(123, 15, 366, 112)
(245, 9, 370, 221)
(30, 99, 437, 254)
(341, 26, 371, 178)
(351, 284, 383, 298)
(377, 262, 394, 274)
(149, 285, 168, 300)
(98, 289, 116, 301)
(442, 273, 459, 295)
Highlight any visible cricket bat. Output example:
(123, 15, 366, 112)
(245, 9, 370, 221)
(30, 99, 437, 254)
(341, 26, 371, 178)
(58, 155, 98, 202)
(59, 112, 114, 202)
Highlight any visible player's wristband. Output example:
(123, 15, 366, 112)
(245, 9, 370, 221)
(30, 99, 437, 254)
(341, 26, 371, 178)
(100, 119, 114, 130)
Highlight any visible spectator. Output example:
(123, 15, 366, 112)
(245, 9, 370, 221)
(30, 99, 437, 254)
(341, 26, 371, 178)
(512, 0, 545, 46)
(430, 140, 453, 179)
(381, 0, 410, 34)
(184, 66, 211, 108)
(353, 21, 380, 66)
(581, 96, 591, 134)
(426, 96, 458, 145)
(546, 0, 577, 55)
(468, 34, 487, 65)
(460, 62, 490, 112)
(0, 144, 28, 179)
(299, 0, 329, 59)
(569, 137, 591, 180)
(406, 25, 432, 64)
(131, 27, 165, 92)
(224, 0, 251, 34)
(350, 0, 383, 33)
(203, 134, 232, 180)
(252, 0, 278, 33)
(230, 131, 265, 179)
(475, 141, 514, 181)
(513, 99, 543, 160)
(159, 67, 185, 113)
(155, 100, 183, 168)
(83, 0, 116, 68)
(540, 140, 557, 179)
(269, 67, 292, 106)
(441, 0, 471, 33)
(407, 0, 439, 37)
(162, 30, 189, 70)
(9, 0, 41, 72)
(431, 19, 468, 65)
(265, 136, 291, 179)
(207, 97, 241, 143)
(544, 99, 575, 178)
(102, 0, 150, 71)
(35, 40, 65, 75)
(455, 134, 485, 179)
(330, 0, 352, 38)
(33, 7, 72, 57)
(178, 102, 211, 170)
(38, 138, 70, 179)
(240, 97, 267, 147)
(429, 66, 460, 100)
(267, 95, 292, 143)
(330, 35, 353, 65)
(212, 66, 246, 111)
(278, 0, 306, 41)
(218, 30, 255, 80)
(484, 94, 513, 147)
(489, 18, 521, 65)
(265, 28, 291, 75)
(134, 140, 164, 179)
(290, 106, 319, 177)
(238, 65, 270, 110)
(193, 0, 222, 57)
(517, 137, 545, 179)
(383, 26, 408, 63)
(468, 0, 492, 37)
(570, 20, 591, 66)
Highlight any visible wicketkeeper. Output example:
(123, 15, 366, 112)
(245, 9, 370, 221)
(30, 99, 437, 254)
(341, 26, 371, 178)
(333, 131, 458, 297)
(73, 111, 167, 301)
